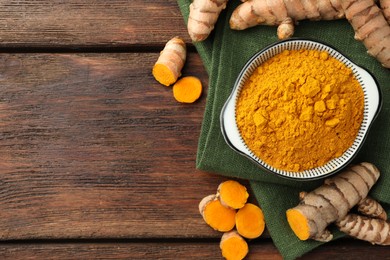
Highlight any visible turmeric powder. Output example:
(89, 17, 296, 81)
(236, 49, 364, 172)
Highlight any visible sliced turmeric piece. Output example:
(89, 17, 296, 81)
(199, 194, 236, 232)
(172, 76, 202, 103)
(152, 37, 186, 86)
(217, 180, 249, 209)
(235, 203, 265, 239)
(220, 230, 249, 260)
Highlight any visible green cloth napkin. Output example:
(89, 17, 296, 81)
(177, 1, 390, 259)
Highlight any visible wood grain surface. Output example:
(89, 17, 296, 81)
(0, 239, 387, 259)
(0, 0, 388, 259)
(0, 0, 190, 48)
(0, 53, 222, 239)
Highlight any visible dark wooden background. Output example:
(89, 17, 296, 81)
(0, 1, 389, 259)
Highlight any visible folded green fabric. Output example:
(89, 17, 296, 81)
(177, 1, 390, 259)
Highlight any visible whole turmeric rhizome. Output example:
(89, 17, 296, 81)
(199, 180, 266, 260)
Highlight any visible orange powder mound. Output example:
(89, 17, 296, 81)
(236, 49, 364, 172)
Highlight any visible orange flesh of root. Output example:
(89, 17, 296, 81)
(173, 76, 202, 103)
(286, 209, 310, 240)
(220, 236, 249, 260)
(152, 64, 176, 86)
(219, 180, 249, 209)
(235, 203, 265, 239)
(203, 200, 236, 232)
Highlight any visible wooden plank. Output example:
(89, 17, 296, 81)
(0, 241, 279, 259)
(0, 239, 388, 259)
(0, 52, 238, 240)
(0, 0, 190, 48)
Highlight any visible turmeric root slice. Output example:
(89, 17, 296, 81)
(172, 76, 202, 103)
(152, 37, 186, 86)
(220, 230, 249, 260)
(235, 203, 265, 239)
(217, 180, 249, 209)
(199, 194, 236, 232)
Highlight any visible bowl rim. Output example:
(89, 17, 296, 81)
(220, 38, 383, 181)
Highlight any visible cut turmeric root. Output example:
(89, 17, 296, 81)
(217, 180, 249, 209)
(286, 162, 381, 242)
(199, 194, 236, 232)
(199, 180, 265, 258)
(172, 76, 202, 103)
(152, 37, 186, 86)
(235, 203, 265, 239)
(286, 207, 312, 240)
(220, 230, 249, 260)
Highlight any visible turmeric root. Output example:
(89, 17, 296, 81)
(199, 194, 236, 232)
(286, 162, 380, 242)
(217, 180, 249, 209)
(342, 0, 390, 68)
(357, 196, 388, 220)
(152, 37, 186, 86)
(229, 0, 345, 40)
(276, 17, 295, 39)
(336, 214, 390, 245)
(335, 195, 389, 245)
(380, 0, 390, 22)
(220, 230, 249, 260)
(172, 76, 203, 103)
(228, 0, 390, 67)
(187, 0, 229, 42)
(235, 203, 265, 239)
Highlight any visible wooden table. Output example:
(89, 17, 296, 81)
(0, 1, 389, 259)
